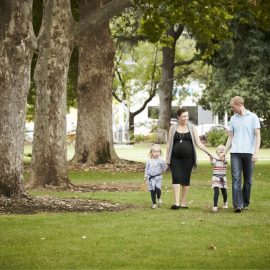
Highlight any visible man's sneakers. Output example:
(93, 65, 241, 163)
(234, 205, 249, 213)
(151, 204, 157, 209)
(234, 207, 242, 213)
(212, 206, 218, 213)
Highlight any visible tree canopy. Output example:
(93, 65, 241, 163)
(199, 21, 270, 146)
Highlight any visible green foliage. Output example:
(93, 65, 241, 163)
(70, 0, 79, 22)
(206, 129, 228, 147)
(67, 47, 78, 109)
(136, 0, 237, 57)
(261, 127, 270, 148)
(131, 133, 158, 143)
(199, 21, 270, 144)
(113, 41, 161, 106)
(111, 8, 141, 43)
(131, 134, 146, 143)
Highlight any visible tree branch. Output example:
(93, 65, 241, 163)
(130, 82, 158, 118)
(113, 34, 148, 43)
(173, 69, 194, 81)
(112, 91, 122, 103)
(172, 24, 184, 40)
(78, 0, 134, 35)
(131, 45, 159, 117)
(174, 55, 200, 67)
(115, 67, 124, 88)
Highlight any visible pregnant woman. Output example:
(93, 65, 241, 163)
(166, 108, 212, 209)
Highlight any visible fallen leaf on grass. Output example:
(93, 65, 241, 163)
(208, 244, 217, 250)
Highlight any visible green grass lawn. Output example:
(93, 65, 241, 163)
(1, 157, 270, 269)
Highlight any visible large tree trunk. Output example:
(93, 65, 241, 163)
(157, 46, 175, 143)
(73, 0, 119, 164)
(157, 27, 183, 143)
(0, 0, 36, 196)
(29, 0, 74, 187)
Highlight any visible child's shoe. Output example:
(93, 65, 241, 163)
(158, 198, 162, 207)
(223, 202, 228, 209)
(212, 206, 218, 213)
(151, 204, 157, 209)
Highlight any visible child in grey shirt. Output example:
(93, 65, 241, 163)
(144, 144, 167, 209)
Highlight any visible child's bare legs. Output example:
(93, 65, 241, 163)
(180, 185, 189, 207)
(172, 184, 180, 206)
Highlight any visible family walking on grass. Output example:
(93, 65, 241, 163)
(144, 96, 261, 213)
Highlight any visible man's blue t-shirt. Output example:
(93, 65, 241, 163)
(228, 110, 260, 154)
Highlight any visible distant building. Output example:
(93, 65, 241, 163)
(132, 81, 216, 135)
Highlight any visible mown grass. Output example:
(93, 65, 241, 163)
(1, 161, 270, 269)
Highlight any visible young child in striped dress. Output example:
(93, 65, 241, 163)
(211, 145, 228, 213)
(144, 144, 167, 209)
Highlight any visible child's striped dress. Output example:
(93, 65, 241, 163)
(211, 158, 227, 188)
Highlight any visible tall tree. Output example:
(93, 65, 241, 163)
(72, 0, 133, 164)
(157, 25, 184, 142)
(29, 0, 76, 187)
(30, 0, 133, 187)
(0, 0, 36, 196)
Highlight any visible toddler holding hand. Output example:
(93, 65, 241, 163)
(211, 144, 228, 212)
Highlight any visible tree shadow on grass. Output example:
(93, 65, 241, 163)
(0, 182, 142, 215)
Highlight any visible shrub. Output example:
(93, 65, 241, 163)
(131, 134, 145, 143)
(131, 133, 158, 144)
(206, 129, 228, 147)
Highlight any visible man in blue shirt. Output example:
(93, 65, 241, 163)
(223, 96, 261, 213)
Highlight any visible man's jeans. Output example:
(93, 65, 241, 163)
(231, 153, 254, 209)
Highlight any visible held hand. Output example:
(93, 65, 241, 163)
(206, 152, 213, 161)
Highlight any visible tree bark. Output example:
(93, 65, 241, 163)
(157, 26, 183, 143)
(72, 0, 119, 164)
(0, 0, 36, 196)
(30, 0, 75, 187)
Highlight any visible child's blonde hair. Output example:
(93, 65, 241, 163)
(149, 144, 162, 158)
(216, 144, 225, 155)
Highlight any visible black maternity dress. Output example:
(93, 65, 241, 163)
(170, 131, 194, 186)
